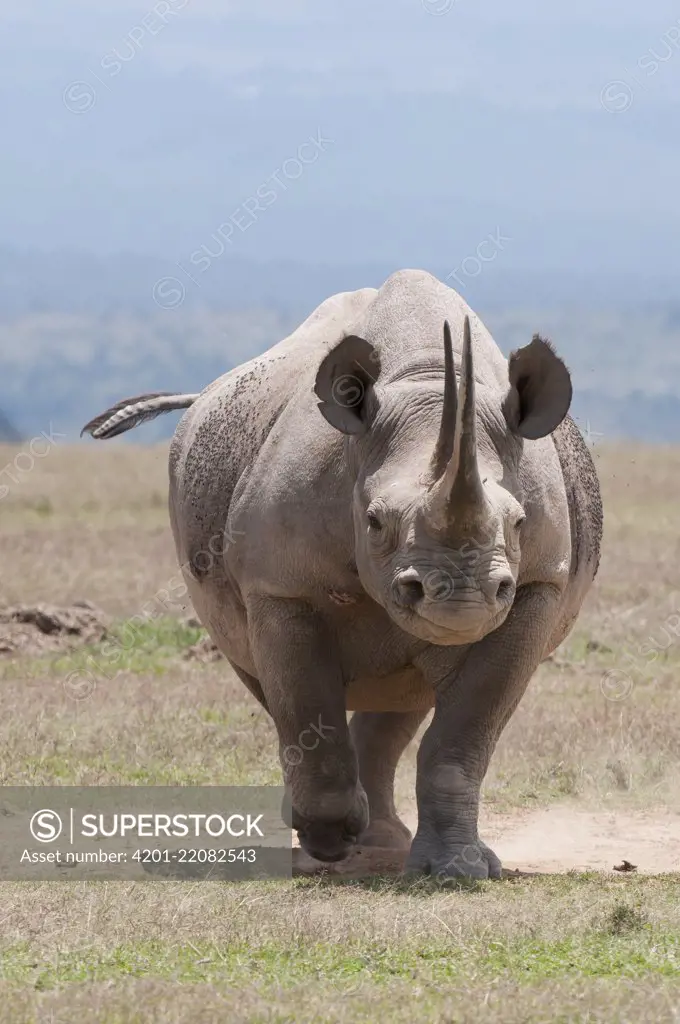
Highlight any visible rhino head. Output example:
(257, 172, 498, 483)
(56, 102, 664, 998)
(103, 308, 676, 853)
(314, 316, 572, 646)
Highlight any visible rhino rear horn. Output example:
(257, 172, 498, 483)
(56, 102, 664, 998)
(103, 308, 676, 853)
(430, 320, 458, 479)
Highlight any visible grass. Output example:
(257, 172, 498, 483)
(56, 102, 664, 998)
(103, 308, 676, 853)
(52, 618, 206, 679)
(0, 441, 679, 1020)
(2, 929, 678, 989)
(0, 618, 205, 684)
(0, 875, 678, 1021)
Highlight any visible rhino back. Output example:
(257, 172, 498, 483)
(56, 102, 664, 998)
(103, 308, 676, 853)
(360, 269, 509, 391)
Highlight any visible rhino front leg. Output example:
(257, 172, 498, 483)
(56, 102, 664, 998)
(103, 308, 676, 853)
(409, 584, 562, 879)
(350, 710, 428, 850)
(248, 596, 368, 862)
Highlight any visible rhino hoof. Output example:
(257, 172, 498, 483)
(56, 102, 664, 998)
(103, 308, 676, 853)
(406, 837, 502, 880)
(297, 825, 358, 863)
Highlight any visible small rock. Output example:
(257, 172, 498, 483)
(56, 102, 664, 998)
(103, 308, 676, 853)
(183, 634, 223, 662)
(586, 640, 612, 653)
(613, 859, 637, 872)
(181, 614, 203, 629)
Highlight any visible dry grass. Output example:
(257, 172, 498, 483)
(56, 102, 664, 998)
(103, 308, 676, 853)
(0, 873, 679, 1021)
(487, 443, 680, 810)
(2, 977, 680, 1024)
(0, 439, 679, 1021)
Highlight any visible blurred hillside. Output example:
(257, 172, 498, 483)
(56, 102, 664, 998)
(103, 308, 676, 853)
(0, 248, 678, 444)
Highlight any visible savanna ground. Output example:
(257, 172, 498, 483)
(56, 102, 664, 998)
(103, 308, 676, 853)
(0, 439, 679, 1022)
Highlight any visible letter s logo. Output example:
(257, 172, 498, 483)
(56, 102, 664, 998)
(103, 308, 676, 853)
(30, 809, 63, 842)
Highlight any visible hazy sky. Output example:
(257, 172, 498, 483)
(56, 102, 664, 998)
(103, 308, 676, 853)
(2, 1, 680, 275)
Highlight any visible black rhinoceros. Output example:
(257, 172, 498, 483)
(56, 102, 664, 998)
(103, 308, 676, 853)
(83, 270, 602, 878)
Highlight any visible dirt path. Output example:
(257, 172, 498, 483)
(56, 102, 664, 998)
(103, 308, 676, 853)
(479, 806, 680, 875)
(294, 806, 680, 877)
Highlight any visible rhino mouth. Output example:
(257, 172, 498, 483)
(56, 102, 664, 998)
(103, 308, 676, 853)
(388, 559, 515, 645)
(391, 600, 512, 646)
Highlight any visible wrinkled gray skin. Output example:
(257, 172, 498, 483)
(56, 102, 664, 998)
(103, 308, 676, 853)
(83, 270, 602, 878)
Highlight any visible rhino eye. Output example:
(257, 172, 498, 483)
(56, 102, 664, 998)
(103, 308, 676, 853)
(367, 510, 383, 532)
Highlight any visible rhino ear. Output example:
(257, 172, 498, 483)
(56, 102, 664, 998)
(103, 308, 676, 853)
(314, 335, 381, 435)
(503, 334, 572, 440)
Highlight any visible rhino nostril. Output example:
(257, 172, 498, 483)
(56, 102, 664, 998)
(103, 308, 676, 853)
(395, 578, 424, 608)
(494, 577, 515, 605)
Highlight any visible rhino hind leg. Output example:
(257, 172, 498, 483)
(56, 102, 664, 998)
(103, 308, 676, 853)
(350, 709, 428, 851)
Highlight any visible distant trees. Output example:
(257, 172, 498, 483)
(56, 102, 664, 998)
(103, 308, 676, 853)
(1, 302, 679, 443)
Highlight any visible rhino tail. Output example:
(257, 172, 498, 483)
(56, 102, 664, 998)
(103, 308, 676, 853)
(81, 392, 199, 440)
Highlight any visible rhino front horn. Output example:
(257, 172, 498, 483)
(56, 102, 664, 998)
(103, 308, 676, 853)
(431, 316, 485, 517)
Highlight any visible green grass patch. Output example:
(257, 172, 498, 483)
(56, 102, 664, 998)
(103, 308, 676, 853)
(1, 929, 678, 991)
(0, 617, 205, 684)
(55, 617, 205, 678)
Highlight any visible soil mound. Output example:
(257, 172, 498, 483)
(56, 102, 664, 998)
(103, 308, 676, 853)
(0, 601, 108, 656)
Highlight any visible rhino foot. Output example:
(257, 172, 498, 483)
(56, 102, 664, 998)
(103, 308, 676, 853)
(406, 833, 502, 880)
(358, 816, 412, 851)
(294, 789, 369, 863)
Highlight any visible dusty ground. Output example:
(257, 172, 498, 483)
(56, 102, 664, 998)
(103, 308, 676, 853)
(0, 439, 679, 1021)
(294, 806, 680, 879)
(485, 806, 680, 875)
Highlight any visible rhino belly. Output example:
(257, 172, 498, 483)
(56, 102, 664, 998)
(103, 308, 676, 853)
(344, 666, 434, 712)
